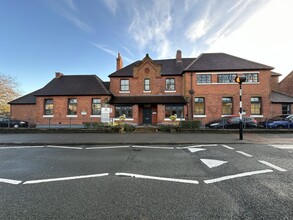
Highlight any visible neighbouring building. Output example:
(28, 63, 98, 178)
(9, 50, 293, 127)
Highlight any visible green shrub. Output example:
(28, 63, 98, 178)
(180, 120, 201, 130)
(84, 122, 109, 129)
(124, 123, 136, 132)
(158, 124, 171, 132)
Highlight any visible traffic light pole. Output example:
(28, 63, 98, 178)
(235, 75, 246, 140)
(239, 82, 243, 140)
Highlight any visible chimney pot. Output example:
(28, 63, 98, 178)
(55, 72, 63, 78)
(116, 53, 123, 70)
(176, 50, 182, 62)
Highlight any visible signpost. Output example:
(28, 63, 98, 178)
(235, 76, 246, 140)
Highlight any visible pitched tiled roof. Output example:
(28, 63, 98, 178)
(271, 71, 282, 76)
(187, 53, 274, 72)
(35, 75, 111, 96)
(109, 53, 273, 77)
(109, 58, 195, 77)
(8, 89, 41, 104)
(271, 91, 293, 103)
(109, 95, 187, 104)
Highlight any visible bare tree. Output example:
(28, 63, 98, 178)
(0, 73, 21, 116)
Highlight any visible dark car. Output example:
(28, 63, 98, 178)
(259, 114, 293, 129)
(206, 116, 258, 129)
(0, 116, 29, 128)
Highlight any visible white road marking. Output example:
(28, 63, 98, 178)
(200, 159, 228, 168)
(236, 151, 253, 157)
(0, 146, 44, 149)
(86, 146, 129, 150)
(204, 169, 273, 184)
(115, 173, 199, 184)
(0, 178, 22, 185)
(46, 145, 83, 150)
(258, 160, 287, 172)
(23, 173, 109, 184)
(188, 148, 206, 153)
(132, 145, 174, 150)
(270, 145, 293, 149)
(180, 144, 217, 149)
(222, 145, 234, 150)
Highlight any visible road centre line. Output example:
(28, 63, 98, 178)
(0, 178, 22, 185)
(23, 173, 109, 184)
(46, 145, 83, 150)
(0, 146, 44, 149)
(204, 169, 273, 184)
(222, 145, 234, 150)
(236, 151, 253, 157)
(258, 160, 287, 172)
(115, 172, 199, 184)
(86, 146, 129, 150)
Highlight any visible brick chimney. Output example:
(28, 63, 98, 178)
(176, 50, 182, 62)
(55, 72, 63, 78)
(116, 53, 123, 71)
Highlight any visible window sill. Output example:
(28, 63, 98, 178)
(143, 91, 151, 93)
(193, 115, 206, 118)
(113, 118, 134, 121)
(164, 118, 185, 121)
(43, 115, 54, 118)
(119, 91, 130, 94)
(251, 115, 263, 118)
(66, 115, 78, 117)
(90, 115, 101, 117)
(165, 90, 176, 93)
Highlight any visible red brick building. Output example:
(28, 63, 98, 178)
(9, 51, 293, 127)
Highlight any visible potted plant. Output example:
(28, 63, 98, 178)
(169, 114, 178, 133)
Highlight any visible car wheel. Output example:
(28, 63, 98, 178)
(13, 124, 20, 128)
(276, 125, 283, 129)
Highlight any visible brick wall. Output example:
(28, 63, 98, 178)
(279, 71, 293, 96)
(10, 104, 36, 125)
(183, 70, 272, 124)
(35, 95, 112, 126)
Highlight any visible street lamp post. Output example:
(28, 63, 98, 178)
(235, 76, 246, 140)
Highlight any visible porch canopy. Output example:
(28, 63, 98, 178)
(109, 95, 187, 104)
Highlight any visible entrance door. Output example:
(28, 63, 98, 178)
(143, 108, 152, 125)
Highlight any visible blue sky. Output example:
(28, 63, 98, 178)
(1, 0, 293, 95)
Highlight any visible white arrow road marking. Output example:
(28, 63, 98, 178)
(200, 159, 228, 168)
(46, 145, 83, 150)
(0, 178, 22, 185)
(258, 160, 287, 172)
(0, 146, 44, 149)
(115, 173, 199, 184)
(179, 144, 217, 149)
(23, 173, 109, 184)
(270, 145, 293, 149)
(236, 151, 253, 157)
(204, 169, 273, 184)
(86, 146, 130, 150)
(188, 148, 206, 153)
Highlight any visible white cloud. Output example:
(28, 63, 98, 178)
(102, 0, 118, 15)
(185, 19, 211, 43)
(64, 0, 78, 12)
(208, 0, 293, 78)
(92, 43, 133, 63)
(128, 0, 173, 58)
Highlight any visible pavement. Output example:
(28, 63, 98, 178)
(0, 132, 293, 145)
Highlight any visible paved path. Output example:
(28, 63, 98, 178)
(0, 132, 292, 145)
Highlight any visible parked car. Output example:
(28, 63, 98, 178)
(206, 116, 257, 129)
(258, 114, 293, 129)
(0, 116, 29, 128)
